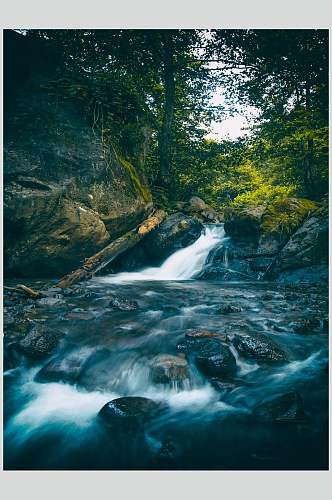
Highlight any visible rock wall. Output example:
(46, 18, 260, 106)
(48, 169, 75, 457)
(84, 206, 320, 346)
(270, 203, 328, 283)
(201, 198, 328, 284)
(4, 31, 152, 277)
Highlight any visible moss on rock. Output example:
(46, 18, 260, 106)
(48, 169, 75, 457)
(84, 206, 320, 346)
(119, 157, 151, 204)
(261, 198, 317, 237)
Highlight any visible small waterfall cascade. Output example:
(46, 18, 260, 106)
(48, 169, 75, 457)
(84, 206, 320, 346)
(98, 224, 227, 283)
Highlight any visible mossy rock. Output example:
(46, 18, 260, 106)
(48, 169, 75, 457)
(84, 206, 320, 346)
(261, 198, 317, 237)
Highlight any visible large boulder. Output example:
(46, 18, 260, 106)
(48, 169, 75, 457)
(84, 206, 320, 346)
(177, 337, 236, 378)
(17, 325, 64, 359)
(233, 333, 287, 362)
(142, 212, 203, 261)
(4, 181, 111, 277)
(224, 206, 265, 241)
(98, 397, 166, 430)
(4, 30, 152, 277)
(178, 196, 223, 223)
(270, 203, 328, 283)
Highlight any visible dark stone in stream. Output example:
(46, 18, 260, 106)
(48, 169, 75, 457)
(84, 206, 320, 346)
(17, 325, 64, 359)
(218, 304, 243, 314)
(177, 338, 236, 377)
(290, 317, 321, 335)
(150, 354, 190, 385)
(233, 333, 287, 362)
(109, 296, 138, 312)
(98, 397, 167, 430)
(252, 391, 306, 423)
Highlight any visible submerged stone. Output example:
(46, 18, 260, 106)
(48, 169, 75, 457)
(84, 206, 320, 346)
(290, 317, 321, 335)
(253, 391, 306, 423)
(109, 296, 138, 311)
(35, 347, 93, 383)
(150, 354, 190, 384)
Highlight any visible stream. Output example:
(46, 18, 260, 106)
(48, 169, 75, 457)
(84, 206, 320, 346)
(3, 225, 329, 470)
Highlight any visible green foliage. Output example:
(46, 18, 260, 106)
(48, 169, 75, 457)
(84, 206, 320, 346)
(25, 29, 328, 212)
(232, 185, 296, 209)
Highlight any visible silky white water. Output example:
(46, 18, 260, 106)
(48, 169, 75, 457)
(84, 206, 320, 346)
(97, 224, 228, 284)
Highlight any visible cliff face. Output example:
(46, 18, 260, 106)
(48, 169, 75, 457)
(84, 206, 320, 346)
(3, 31, 152, 277)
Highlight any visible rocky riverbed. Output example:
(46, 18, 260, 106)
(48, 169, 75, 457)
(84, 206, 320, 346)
(3, 276, 328, 470)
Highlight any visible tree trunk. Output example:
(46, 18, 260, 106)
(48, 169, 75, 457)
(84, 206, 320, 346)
(55, 209, 166, 288)
(304, 81, 315, 195)
(158, 31, 175, 187)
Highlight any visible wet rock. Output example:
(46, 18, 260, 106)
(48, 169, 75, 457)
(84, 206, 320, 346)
(35, 348, 93, 383)
(218, 304, 243, 314)
(224, 206, 265, 241)
(109, 296, 138, 312)
(185, 328, 225, 340)
(98, 397, 166, 430)
(252, 391, 306, 423)
(178, 338, 236, 377)
(111, 244, 149, 273)
(269, 203, 328, 284)
(143, 212, 202, 261)
(17, 326, 63, 359)
(290, 317, 320, 335)
(150, 354, 190, 385)
(233, 333, 287, 362)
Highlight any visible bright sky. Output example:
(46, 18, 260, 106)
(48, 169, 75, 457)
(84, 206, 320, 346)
(207, 115, 251, 140)
(205, 87, 259, 140)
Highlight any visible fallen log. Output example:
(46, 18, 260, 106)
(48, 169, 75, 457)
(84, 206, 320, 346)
(55, 209, 166, 289)
(4, 284, 43, 299)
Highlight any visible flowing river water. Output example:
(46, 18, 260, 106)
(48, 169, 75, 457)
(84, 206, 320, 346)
(3, 225, 329, 470)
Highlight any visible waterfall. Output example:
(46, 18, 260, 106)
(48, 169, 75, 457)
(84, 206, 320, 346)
(97, 224, 227, 283)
